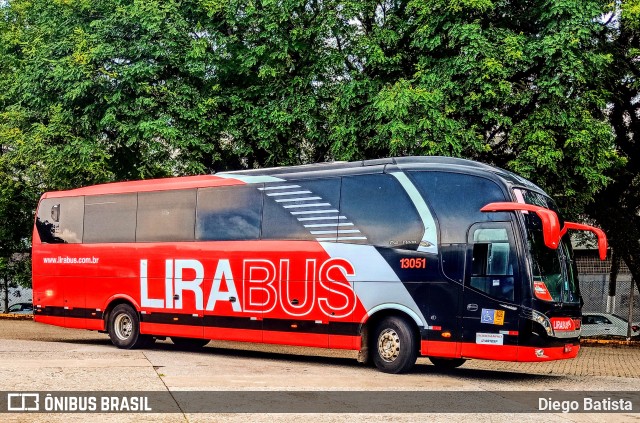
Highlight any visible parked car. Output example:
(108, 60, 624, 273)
(6, 302, 33, 314)
(581, 312, 640, 337)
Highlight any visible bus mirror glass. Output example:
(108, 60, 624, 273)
(480, 202, 560, 250)
(559, 222, 608, 261)
(51, 204, 60, 222)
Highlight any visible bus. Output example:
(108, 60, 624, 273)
(32, 156, 607, 373)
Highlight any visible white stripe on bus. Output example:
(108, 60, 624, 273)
(258, 185, 300, 191)
(266, 190, 311, 196)
(290, 209, 339, 215)
(297, 216, 346, 221)
(275, 196, 322, 202)
(304, 223, 354, 228)
(283, 203, 331, 208)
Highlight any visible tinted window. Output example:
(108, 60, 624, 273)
(409, 171, 508, 244)
(441, 244, 465, 282)
(262, 179, 342, 241)
(83, 194, 137, 243)
(340, 174, 424, 249)
(36, 197, 84, 243)
(136, 190, 196, 242)
(469, 226, 515, 301)
(196, 185, 263, 241)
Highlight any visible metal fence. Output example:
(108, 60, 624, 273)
(577, 251, 639, 339)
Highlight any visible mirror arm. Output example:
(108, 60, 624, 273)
(560, 222, 608, 261)
(481, 202, 560, 250)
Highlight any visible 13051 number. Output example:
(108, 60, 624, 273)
(400, 258, 426, 269)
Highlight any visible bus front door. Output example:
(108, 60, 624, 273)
(461, 222, 519, 361)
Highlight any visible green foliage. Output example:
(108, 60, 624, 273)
(313, 0, 617, 219)
(586, 0, 640, 285)
(1, 0, 616, 192)
(343, 0, 616, 215)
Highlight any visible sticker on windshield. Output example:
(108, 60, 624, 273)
(533, 281, 554, 301)
(481, 309, 505, 326)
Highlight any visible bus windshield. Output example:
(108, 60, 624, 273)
(515, 189, 579, 304)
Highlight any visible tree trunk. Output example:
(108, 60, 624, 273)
(1, 276, 8, 313)
(608, 251, 619, 313)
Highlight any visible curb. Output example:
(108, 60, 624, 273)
(0, 314, 34, 321)
(581, 338, 640, 347)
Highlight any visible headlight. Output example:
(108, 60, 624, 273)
(531, 310, 554, 336)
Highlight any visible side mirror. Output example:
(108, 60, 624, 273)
(480, 202, 561, 250)
(560, 222, 608, 261)
(481, 202, 608, 261)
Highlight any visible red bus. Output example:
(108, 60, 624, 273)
(32, 156, 607, 373)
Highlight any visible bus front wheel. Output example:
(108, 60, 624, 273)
(372, 316, 418, 374)
(108, 304, 153, 349)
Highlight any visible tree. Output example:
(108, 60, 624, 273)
(328, 0, 617, 217)
(1, 0, 617, 192)
(587, 1, 640, 290)
(0, 153, 34, 311)
(0, 0, 348, 185)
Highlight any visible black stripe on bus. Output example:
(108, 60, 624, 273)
(36, 307, 103, 319)
(37, 307, 361, 336)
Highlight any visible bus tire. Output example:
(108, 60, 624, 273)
(108, 304, 151, 349)
(171, 337, 209, 349)
(428, 357, 466, 369)
(372, 316, 418, 374)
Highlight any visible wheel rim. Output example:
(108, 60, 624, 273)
(377, 328, 401, 362)
(113, 313, 133, 341)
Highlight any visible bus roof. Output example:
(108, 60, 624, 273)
(41, 156, 544, 198)
(220, 156, 543, 192)
(41, 175, 243, 198)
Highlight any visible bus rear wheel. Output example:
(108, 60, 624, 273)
(372, 316, 418, 374)
(108, 304, 153, 349)
(171, 337, 209, 349)
(428, 357, 466, 369)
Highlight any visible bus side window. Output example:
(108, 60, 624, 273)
(470, 227, 515, 301)
(136, 189, 197, 242)
(408, 171, 508, 244)
(36, 197, 84, 244)
(84, 193, 137, 243)
(339, 174, 424, 249)
(196, 185, 263, 241)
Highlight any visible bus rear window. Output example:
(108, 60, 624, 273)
(36, 197, 84, 244)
